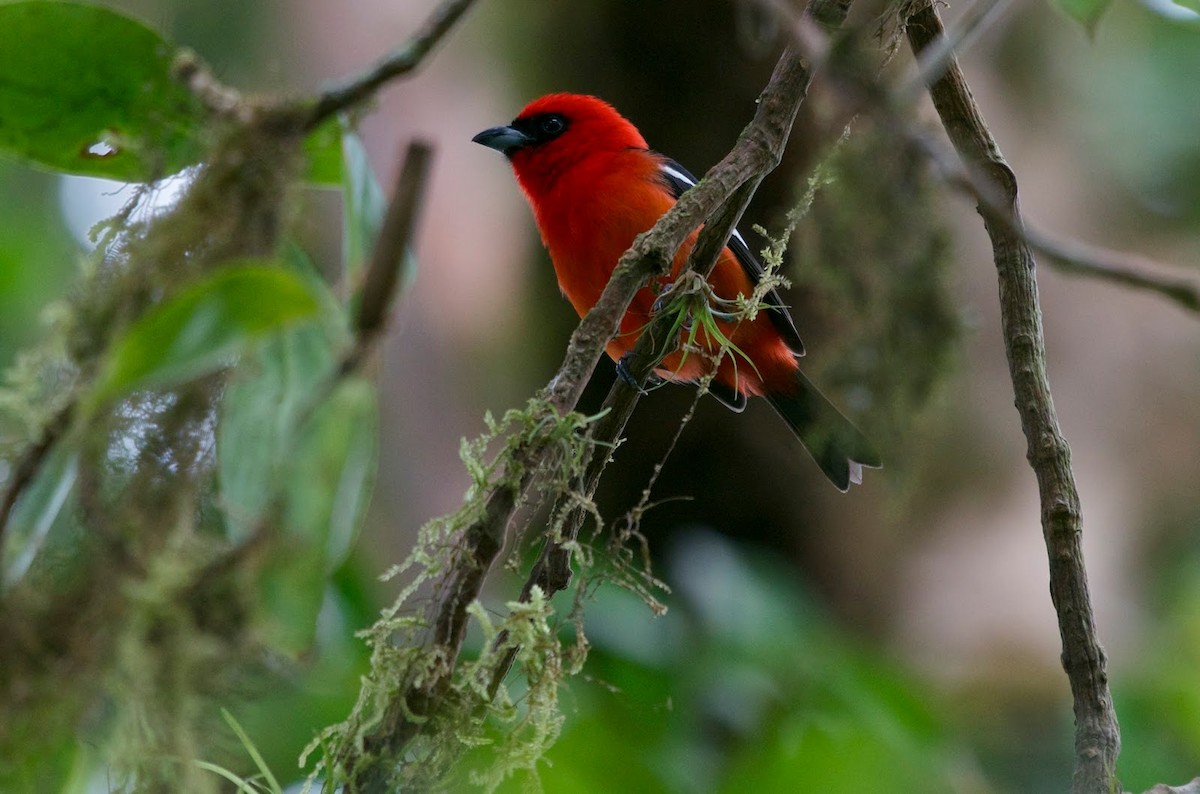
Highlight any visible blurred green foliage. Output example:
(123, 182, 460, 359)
(474, 531, 970, 793)
(0, 3, 383, 790)
(0, 161, 74, 372)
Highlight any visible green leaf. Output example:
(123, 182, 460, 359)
(339, 119, 419, 300)
(721, 712, 953, 794)
(218, 324, 336, 541)
(1051, 0, 1113, 34)
(220, 708, 283, 794)
(2, 446, 78, 588)
(303, 117, 343, 186)
(285, 377, 378, 568)
(217, 245, 348, 541)
(256, 378, 378, 654)
(94, 264, 320, 404)
(0, 1, 204, 180)
(258, 544, 327, 655)
(340, 120, 387, 280)
(0, 731, 95, 794)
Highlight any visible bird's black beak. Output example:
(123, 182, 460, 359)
(472, 125, 533, 156)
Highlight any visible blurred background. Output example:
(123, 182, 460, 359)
(3, 0, 1199, 790)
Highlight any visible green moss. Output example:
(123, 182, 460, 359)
(1, 107, 307, 792)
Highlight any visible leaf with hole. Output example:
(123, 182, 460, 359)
(0, 2, 205, 180)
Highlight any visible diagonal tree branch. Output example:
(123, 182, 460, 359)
(485, 0, 857, 703)
(339, 4, 851, 783)
(1023, 228, 1198, 313)
(904, 3, 1121, 791)
(343, 140, 435, 372)
(174, 0, 478, 131)
(0, 404, 73, 553)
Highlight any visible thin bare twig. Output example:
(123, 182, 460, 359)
(933, 163, 1200, 314)
(904, 3, 1121, 791)
(897, 0, 1016, 103)
(174, 0, 477, 133)
(299, 0, 479, 131)
(1026, 230, 1199, 312)
(342, 140, 435, 373)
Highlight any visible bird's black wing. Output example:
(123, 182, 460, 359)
(655, 157, 805, 356)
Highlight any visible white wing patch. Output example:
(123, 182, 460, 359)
(660, 163, 695, 188)
(658, 163, 749, 248)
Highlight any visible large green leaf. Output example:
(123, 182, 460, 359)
(218, 324, 336, 541)
(258, 543, 328, 655)
(284, 376, 378, 568)
(215, 247, 377, 653)
(217, 245, 349, 541)
(257, 379, 379, 654)
(93, 264, 320, 403)
(0, 2, 205, 180)
(721, 711, 953, 794)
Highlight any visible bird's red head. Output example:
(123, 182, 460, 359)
(473, 93, 648, 197)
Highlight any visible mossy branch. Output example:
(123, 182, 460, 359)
(331, 4, 854, 784)
(904, 3, 1121, 791)
(484, 46, 834, 699)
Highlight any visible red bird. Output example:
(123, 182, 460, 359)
(473, 93, 880, 490)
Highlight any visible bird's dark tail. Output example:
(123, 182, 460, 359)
(765, 370, 882, 491)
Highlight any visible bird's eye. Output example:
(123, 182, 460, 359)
(540, 115, 566, 136)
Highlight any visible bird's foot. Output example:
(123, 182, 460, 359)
(614, 354, 665, 394)
(615, 353, 647, 393)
